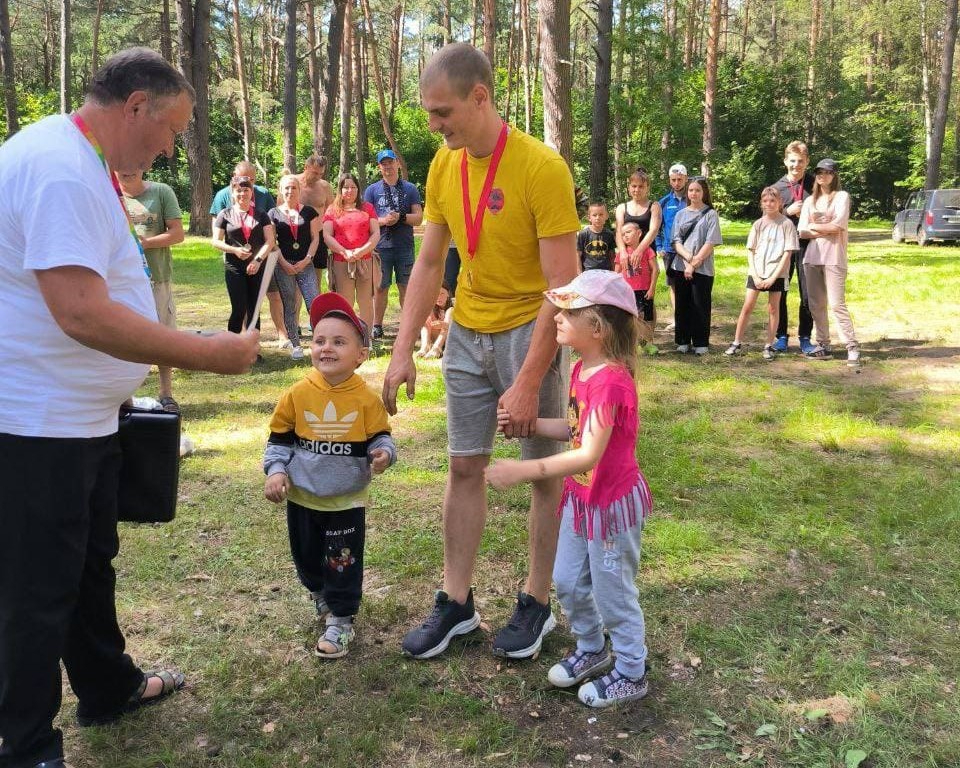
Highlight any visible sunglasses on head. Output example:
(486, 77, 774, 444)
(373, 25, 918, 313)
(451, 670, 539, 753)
(232, 175, 253, 184)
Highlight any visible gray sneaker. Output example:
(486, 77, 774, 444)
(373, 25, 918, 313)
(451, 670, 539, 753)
(547, 647, 613, 688)
(578, 668, 649, 708)
(401, 590, 481, 659)
(492, 592, 556, 659)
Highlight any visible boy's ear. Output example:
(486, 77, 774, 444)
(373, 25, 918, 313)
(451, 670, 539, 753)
(357, 345, 370, 365)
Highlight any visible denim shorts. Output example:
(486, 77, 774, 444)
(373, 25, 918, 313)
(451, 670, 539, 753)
(442, 319, 568, 459)
(377, 245, 415, 288)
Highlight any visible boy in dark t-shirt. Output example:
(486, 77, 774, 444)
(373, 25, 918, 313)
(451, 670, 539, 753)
(577, 202, 617, 271)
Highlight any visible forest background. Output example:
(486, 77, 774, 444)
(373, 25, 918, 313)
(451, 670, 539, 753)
(0, 0, 958, 234)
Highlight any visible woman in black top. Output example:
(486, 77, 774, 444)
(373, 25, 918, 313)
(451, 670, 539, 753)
(269, 174, 321, 359)
(614, 168, 662, 271)
(211, 176, 276, 333)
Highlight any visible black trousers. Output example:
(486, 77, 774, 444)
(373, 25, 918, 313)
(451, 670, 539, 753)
(671, 269, 715, 348)
(287, 502, 365, 618)
(777, 246, 814, 339)
(224, 256, 264, 333)
(0, 433, 143, 768)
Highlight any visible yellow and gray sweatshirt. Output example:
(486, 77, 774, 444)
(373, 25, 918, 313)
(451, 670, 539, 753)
(263, 369, 397, 511)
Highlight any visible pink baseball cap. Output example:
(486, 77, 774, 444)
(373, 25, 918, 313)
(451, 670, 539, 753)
(309, 292, 370, 345)
(544, 270, 638, 317)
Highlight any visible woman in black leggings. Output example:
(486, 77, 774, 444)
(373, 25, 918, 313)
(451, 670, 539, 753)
(212, 175, 276, 333)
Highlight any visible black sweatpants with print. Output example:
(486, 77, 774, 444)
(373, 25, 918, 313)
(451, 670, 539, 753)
(286, 502, 365, 618)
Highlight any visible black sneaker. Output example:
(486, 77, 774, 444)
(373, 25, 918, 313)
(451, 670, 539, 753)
(401, 589, 481, 659)
(492, 592, 556, 659)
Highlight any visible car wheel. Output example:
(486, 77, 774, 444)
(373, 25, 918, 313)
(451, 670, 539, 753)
(917, 227, 930, 246)
(892, 223, 904, 243)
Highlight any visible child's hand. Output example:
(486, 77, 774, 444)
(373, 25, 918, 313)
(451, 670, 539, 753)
(265, 472, 290, 503)
(370, 448, 391, 474)
(485, 459, 525, 490)
(496, 407, 512, 434)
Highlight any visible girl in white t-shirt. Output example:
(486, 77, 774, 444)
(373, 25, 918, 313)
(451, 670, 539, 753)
(725, 187, 798, 360)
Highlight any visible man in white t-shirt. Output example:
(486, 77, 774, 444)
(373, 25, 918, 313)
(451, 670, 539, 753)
(0, 48, 258, 768)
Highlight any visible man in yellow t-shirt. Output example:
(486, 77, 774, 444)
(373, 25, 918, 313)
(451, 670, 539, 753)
(383, 42, 580, 662)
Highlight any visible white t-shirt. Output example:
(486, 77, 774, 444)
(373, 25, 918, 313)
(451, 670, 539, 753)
(0, 115, 157, 438)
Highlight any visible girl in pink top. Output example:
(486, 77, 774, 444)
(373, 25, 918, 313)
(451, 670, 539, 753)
(798, 158, 859, 366)
(322, 173, 380, 341)
(485, 269, 653, 709)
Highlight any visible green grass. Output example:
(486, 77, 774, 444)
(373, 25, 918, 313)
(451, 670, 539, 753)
(61, 224, 960, 767)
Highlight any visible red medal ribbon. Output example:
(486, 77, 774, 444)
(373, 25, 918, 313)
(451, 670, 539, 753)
(789, 180, 803, 203)
(461, 122, 509, 260)
(286, 205, 300, 242)
(239, 205, 256, 243)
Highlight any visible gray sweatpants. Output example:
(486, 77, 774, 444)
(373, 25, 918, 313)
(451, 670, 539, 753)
(552, 486, 648, 679)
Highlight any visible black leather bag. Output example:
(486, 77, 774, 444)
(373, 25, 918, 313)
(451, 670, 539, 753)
(116, 405, 181, 523)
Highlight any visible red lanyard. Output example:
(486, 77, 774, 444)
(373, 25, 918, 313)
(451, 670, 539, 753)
(789, 180, 803, 202)
(286, 205, 300, 241)
(239, 206, 256, 243)
(461, 122, 509, 259)
(69, 113, 151, 278)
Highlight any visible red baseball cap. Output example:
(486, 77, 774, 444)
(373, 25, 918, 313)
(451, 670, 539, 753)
(309, 293, 369, 345)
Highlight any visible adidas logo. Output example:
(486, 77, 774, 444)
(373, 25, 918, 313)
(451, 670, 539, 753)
(304, 402, 358, 440)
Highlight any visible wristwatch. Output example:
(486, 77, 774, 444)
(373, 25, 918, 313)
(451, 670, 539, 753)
(254, 255, 263, 263)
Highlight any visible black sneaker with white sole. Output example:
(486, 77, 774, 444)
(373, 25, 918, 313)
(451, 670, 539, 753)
(401, 589, 481, 659)
(492, 592, 556, 659)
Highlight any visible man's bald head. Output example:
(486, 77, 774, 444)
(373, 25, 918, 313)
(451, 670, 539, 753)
(234, 160, 256, 179)
(420, 42, 494, 100)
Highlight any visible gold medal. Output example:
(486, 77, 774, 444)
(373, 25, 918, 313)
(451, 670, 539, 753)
(466, 268, 473, 288)
(292, 242, 300, 250)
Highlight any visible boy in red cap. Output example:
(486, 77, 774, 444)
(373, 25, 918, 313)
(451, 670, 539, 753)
(263, 292, 396, 658)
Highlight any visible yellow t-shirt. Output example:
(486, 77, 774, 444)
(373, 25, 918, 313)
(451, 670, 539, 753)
(424, 128, 580, 333)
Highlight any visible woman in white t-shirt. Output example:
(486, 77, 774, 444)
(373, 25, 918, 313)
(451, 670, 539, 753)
(798, 158, 859, 366)
(725, 187, 798, 360)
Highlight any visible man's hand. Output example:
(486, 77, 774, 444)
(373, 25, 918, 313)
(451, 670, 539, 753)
(264, 472, 289, 503)
(370, 449, 391, 474)
(204, 330, 261, 373)
(485, 459, 526, 490)
(382, 353, 417, 415)
(498, 379, 539, 438)
(381, 211, 400, 227)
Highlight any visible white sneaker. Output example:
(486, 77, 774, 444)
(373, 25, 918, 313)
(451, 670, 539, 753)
(693, 346, 709, 356)
(278, 339, 293, 350)
(676, 344, 690, 354)
(724, 341, 742, 356)
(847, 345, 861, 367)
(291, 346, 304, 360)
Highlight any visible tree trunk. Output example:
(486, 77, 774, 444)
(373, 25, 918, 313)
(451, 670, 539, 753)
(43, 3, 54, 90)
(739, 0, 750, 61)
(318, 0, 346, 159)
(589, 0, 612, 200)
(505, 0, 516, 120)
(60, 0, 71, 112)
(920, 0, 934, 168)
(160, 0, 173, 62)
(354, 19, 368, 188)
(282, 0, 297, 171)
(805, 0, 821, 144)
(90, 0, 103, 75)
(483, 0, 496, 68)
(471, 0, 478, 48)
(925, 0, 959, 188)
(659, 0, 677, 177)
(339, 0, 353, 174)
(442, 0, 451, 43)
(359, 0, 407, 176)
(177, 0, 213, 235)
(701, 0, 721, 175)
(0, 0, 18, 136)
(520, 0, 532, 133)
(538, 0, 572, 169)
(231, 0, 254, 160)
(305, 0, 321, 153)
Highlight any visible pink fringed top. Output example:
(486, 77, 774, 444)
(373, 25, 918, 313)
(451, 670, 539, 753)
(561, 360, 652, 540)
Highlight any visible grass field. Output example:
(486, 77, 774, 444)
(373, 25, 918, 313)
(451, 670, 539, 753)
(62, 224, 960, 768)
